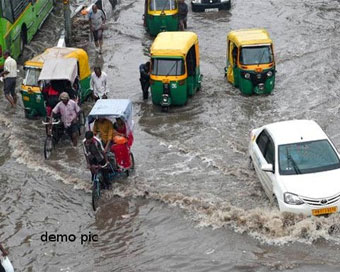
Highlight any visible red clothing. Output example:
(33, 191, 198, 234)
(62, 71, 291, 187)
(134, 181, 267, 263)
(115, 123, 134, 147)
(111, 143, 131, 169)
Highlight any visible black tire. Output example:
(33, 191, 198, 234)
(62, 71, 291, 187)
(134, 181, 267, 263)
(44, 136, 53, 159)
(92, 179, 100, 211)
(78, 111, 86, 135)
(129, 152, 135, 170)
(162, 106, 169, 112)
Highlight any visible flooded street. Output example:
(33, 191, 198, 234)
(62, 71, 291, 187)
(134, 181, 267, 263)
(2, 0, 340, 271)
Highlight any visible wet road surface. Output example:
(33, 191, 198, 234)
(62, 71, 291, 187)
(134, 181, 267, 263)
(2, 0, 340, 271)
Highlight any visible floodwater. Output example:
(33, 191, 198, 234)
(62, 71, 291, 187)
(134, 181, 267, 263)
(1, 0, 340, 271)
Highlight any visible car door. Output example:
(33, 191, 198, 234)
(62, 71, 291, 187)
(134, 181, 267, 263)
(252, 129, 275, 198)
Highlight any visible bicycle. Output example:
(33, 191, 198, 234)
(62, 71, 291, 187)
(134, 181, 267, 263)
(42, 117, 62, 159)
(91, 162, 109, 211)
(42, 111, 86, 159)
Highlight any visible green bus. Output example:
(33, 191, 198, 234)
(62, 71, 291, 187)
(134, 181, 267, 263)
(0, 0, 54, 69)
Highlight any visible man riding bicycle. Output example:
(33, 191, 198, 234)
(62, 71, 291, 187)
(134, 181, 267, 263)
(83, 131, 111, 189)
(51, 92, 80, 146)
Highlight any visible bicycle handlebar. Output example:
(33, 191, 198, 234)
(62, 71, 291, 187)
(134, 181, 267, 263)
(42, 120, 61, 125)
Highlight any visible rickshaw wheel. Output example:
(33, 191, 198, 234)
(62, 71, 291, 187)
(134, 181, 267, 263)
(92, 183, 99, 211)
(161, 106, 169, 112)
(78, 111, 86, 135)
(129, 153, 135, 170)
(44, 136, 53, 159)
(92, 174, 102, 211)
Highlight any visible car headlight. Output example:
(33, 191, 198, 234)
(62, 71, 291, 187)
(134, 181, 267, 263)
(221, 0, 229, 2)
(267, 71, 273, 77)
(244, 73, 250, 79)
(284, 192, 304, 205)
(192, 0, 201, 3)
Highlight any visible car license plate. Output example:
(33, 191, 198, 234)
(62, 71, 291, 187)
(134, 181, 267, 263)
(23, 96, 30, 101)
(312, 206, 337, 216)
(205, 8, 218, 12)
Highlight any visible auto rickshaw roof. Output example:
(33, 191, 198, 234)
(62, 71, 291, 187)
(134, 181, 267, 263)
(151, 32, 198, 57)
(227, 29, 272, 47)
(88, 99, 133, 120)
(24, 47, 91, 80)
(38, 58, 78, 83)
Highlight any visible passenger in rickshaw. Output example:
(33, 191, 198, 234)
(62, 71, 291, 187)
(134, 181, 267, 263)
(42, 81, 60, 116)
(83, 131, 111, 189)
(113, 118, 134, 147)
(92, 117, 114, 152)
(51, 92, 81, 146)
(109, 118, 134, 169)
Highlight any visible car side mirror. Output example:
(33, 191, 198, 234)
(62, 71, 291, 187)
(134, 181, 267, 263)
(261, 163, 274, 173)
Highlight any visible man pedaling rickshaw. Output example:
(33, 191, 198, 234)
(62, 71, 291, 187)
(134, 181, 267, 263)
(83, 130, 111, 189)
(50, 92, 80, 146)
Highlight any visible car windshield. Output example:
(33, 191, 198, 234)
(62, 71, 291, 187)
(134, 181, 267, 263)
(149, 0, 176, 11)
(152, 58, 184, 76)
(278, 140, 340, 175)
(240, 45, 273, 65)
(24, 68, 41, 87)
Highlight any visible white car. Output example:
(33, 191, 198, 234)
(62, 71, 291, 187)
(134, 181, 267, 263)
(249, 119, 340, 216)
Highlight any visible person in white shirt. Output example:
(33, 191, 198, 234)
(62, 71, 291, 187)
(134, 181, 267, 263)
(90, 67, 108, 100)
(0, 51, 17, 107)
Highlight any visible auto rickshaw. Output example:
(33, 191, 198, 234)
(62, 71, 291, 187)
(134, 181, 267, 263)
(20, 47, 92, 118)
(150, 31, 202, 111)
(225, 29, 276, 95)
(143, 0, 179, 36)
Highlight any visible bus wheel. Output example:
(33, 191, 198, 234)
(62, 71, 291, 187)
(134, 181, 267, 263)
(20, 29, 27, 55)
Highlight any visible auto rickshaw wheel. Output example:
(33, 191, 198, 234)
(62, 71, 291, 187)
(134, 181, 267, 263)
(161, 106, 169, 112)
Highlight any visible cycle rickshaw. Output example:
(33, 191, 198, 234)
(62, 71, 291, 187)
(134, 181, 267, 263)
(39, 58, 86, 159)
(86, 99, 135, 211)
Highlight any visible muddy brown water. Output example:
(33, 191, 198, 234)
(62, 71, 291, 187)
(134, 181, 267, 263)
(1, 0, 340, 271)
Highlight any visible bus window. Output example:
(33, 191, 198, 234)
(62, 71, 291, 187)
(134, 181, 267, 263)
(1, 0, 14, 23)
(11, 0, 29, 20)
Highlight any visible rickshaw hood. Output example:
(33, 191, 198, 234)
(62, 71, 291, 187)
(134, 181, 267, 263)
(38, 58, 78, 83)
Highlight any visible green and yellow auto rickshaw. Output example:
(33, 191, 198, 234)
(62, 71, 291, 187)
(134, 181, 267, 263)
(143, 0, 179, 36)
(225, 29, 276, 95)
(150, 31, 202, 111)
(20, 47, 92, 118)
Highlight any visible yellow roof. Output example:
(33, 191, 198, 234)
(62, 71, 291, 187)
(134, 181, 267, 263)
(151, 32, 198, 57)
(227, 29, 272, 47)
(24, 47, 91, 80)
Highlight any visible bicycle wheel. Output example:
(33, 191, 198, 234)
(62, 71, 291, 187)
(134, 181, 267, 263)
(44, 136, 53, 159)
(92, 178, 100, 211)
(78, 111, 86, 135)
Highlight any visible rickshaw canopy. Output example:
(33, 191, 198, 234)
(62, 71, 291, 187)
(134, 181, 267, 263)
(24, 47, 91, 80)
(227, 29, 272, 47)
(88, 99, 133, 131)
(151, 32, 198, 57)
(38, 58, 78, 83)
